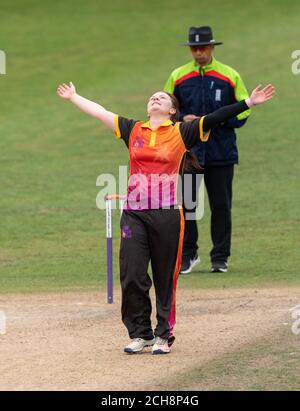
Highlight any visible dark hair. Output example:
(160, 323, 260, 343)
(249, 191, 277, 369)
(184, 151, 204, 173)
(163, 92, 180, 122)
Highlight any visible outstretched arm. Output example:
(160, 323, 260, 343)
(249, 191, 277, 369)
(203, 84, 275, 131)
(57, 82, 116, 132)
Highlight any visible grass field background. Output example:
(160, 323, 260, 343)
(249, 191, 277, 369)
(169, 329, 300, 391)
(1, 0, 300, 293)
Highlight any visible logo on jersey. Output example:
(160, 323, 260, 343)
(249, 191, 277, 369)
(132, 136, 144, 148)
(215, 89, 222, 101)
(122, 225, 132, 239)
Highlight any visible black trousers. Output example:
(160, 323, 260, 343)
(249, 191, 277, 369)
(183, 165, 234, 263)
(120, 208, 184, 340)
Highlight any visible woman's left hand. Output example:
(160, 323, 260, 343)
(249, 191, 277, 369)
(248, 84, 275, 106)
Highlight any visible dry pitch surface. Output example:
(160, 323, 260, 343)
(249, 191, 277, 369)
(0, 287, 299, 390)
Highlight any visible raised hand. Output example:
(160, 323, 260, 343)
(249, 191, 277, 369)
(57, 82, 76, 100)
(248, 84, 275, 106)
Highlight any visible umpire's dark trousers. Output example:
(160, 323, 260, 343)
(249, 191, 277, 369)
(120, 208, 184, 340)
(183, 165, 234, 263)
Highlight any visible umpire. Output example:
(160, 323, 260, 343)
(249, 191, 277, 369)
(164, 26, 250, 273)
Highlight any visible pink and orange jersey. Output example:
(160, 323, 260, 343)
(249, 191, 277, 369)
(114, 115, 210, 210)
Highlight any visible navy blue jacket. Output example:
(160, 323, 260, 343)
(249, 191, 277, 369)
(164, 57, 250, 166)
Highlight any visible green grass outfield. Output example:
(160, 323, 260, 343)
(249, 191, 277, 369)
(1, 0, 300, 293)
(166, 329, 300, 391)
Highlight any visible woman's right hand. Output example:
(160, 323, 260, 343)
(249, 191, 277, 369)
(57, 82, 76, 100)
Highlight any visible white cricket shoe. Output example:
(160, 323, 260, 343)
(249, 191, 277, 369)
(152, 337, 171, 355)
(124, 338, 155, 354)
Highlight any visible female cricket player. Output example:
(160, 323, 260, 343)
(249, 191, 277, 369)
(57, 83, 274, 354)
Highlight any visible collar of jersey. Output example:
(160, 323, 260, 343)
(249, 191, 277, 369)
(141, 120, 173, 130)
(193, 56, 217, 72)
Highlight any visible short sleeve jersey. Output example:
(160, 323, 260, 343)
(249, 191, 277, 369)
(114, 115, 210, 210)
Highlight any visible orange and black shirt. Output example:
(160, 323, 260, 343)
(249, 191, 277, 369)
(114, 99, 249, 210)
(114, 115, 210, 210)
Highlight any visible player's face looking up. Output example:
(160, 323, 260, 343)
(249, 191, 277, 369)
(147, 92, 176, 118)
